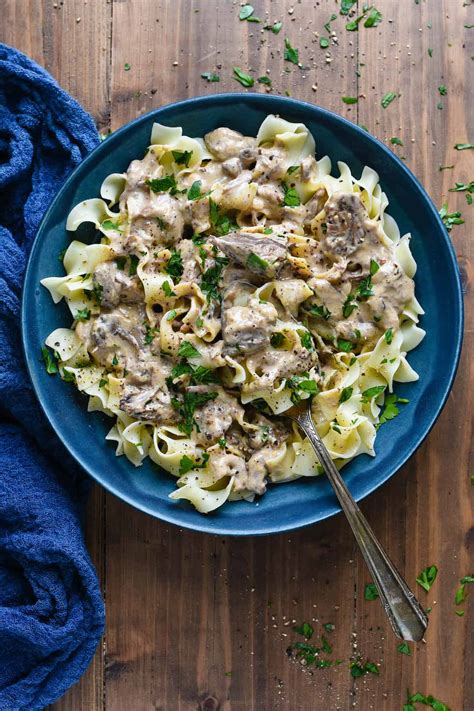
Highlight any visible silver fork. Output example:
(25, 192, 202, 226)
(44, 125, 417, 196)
(286, 399, 428, 642)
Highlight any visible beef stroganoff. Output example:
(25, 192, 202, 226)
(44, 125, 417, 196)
(41, 116, 425, 512)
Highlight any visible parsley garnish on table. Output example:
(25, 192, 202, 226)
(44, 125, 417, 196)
(284, 38, 299, 65)
(439, 204, 465, 231)
(233, 67, 254, 87)
(405, 691, 451, 711)
(416, 565, 438, 592)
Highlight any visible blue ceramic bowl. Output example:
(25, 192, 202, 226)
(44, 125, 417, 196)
(22, 94, 463, 535)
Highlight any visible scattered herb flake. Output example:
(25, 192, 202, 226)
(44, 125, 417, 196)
(350, 660, 379, 677)
(438, 85, 447, 95)
(162, 281, 176, 298)
(293, 622, 314, 639)
(364, 583, 379, 600)
(75, 308, 91, 321)
(247, 252, 269, 271)
(284, 38, 299, 65)
(342, 96, 358, 104)
(165, 250, 183, 279)
(337, 338, 353, 353)
(124, 63, 131, 71)
(281, 181, 301, 207)
(41, 347, 58, 375)
(439, 203, 464, 231)
(454, 143, 474, 150)
(172, 391, 218, 435)
(270, 332, 286, 348)
(172, 149, 193, 167)
(384, 328, 394, 344)
(310, 304, 331, 320)
(381, 91, 397, 109)
(397, 641, 412, 655)
(201, 71, 220, 83)
(264, 21, 282, 34)
(416, 565, 438, 592)
(146, 175, 177, 193)
(233, 67, 255, 87)
(239, 4, 255, 21)
(339, 386, 353, 404)
(320, 37, 330, 48)
(340, 0, 357, 15)
(257, 75, 272, 86)
(178, 341, 201, 359)
(390, 137, 403, 146)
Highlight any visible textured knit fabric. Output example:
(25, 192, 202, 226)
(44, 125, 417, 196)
(0, 44, 105, 710)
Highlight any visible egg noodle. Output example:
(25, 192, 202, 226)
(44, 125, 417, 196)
(41, 115, 425, 513)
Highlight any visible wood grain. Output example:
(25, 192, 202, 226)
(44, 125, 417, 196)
(1, 0, 472, 709)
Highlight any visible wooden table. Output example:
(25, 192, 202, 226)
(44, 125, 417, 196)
(2, 1, 472, 709)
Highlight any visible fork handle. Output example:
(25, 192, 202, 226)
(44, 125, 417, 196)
(297, 408, 427, 642)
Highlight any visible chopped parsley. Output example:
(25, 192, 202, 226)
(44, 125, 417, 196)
(101, 219, 120, 231)
(209, 198, 238, 235)
(454, 143, 474, 150)
(281, 181, 301, 207)
(178, 452, 210, 475)
(257, 75, 272, 86)
(187, 180, 210, 201)
(247, 252, 269, 271)
(342, 96, 358, 104)
(75, 308, 91, 321)
(310, 304, 331, 320)
(364, 583, 379, 600)
(381, 91, 397, 109)
(390, 137, 403, 146)
(284, 38, 299, 65)
(370, 259, 380, 275)
(293, 622, 314, 639)
(355, 274, 373, 299)
(323, 622, 335, 632)
(286, 376, 319, 403)
(99, 378, 108, 388)
(342, 295, 358, 318)
(270, 332, 286, 348)
(146, 175, 177, 193)
(320, 37, 329, 48)
(449, 180, 474, 196)
(378, 393, 408, 425)
(144, 324, 159, 345)
(439, 204, 465, 231)
(286, 165, 299, 175)
(172, 150, 193, 167)
(340, 0, 356, 15)
(438, 85, 447, 95)
(239, 4, 256, 21)
(165, 250, 183, 279)
(397, 642, 412, 656)
(162, 281, 176, 297)
(112, 354, 119, 366)
(337, 338, 353, 353)
(406, 692, 451, 711)
(346, 5, 382, 31)
(416, 565, 438, 592)
(124, 63, 131, 71)
(233, 67, 254, 87)
(263, 21, 282, 34)
(428, 48, 433, 57)
(299, 330, 314, 351)
(128, 254, 139, 276)
(166, 309, 177, 321)
(172, 391, 218, 435)
(350, 660, 379, 677)
(361, 385, 386, 402)
(41, 347, 58, 375)
(115, 256, 127, 270)
(178, 340, 201, 359)
(200, 255, 229, 302)
(384, 328, 394, 344)
(339, 386, 353, 404)
(91, 282, 103, 304)
(201, 71, 220, 83)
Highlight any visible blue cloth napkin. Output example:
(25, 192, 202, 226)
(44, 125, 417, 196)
(0, 44, 105, 710)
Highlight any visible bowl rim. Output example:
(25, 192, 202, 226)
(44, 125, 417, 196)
(21, 92, 464, 536)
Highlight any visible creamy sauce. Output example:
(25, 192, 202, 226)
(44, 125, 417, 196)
(77, 126, 416, 496)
